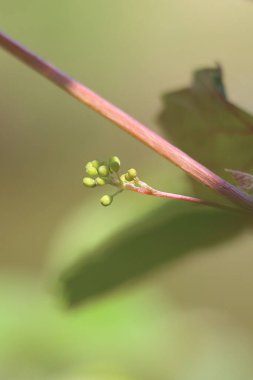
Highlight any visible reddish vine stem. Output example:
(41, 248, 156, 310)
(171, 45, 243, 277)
(1, 31, 253, 212)
(125, 185, 240, 213)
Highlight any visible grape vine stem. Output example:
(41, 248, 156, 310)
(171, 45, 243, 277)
(1, 31, 253, 212)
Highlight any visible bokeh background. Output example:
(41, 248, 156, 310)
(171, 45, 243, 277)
(1, 1, 253, 379)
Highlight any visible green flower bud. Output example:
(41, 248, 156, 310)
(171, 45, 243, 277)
(127, 168, 137, 180)
(125, 173, 132, 181)
(86, 166, 98, 177)
(100, 194, 113, 206)
(98, 165, 110, 177)
(85, 161, 93, 169)
(109, 156, 121, 172)
(83, 177, 96, 187)
(91, 160, 100, 169)
(96, 177, 106, 186)
(120, 174, 126, 182)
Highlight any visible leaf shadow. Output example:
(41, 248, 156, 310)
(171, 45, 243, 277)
(59, 202, 248, 307)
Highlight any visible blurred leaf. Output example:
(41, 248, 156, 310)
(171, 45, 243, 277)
(58, 65, 253, 307)
(0, 273, 172, 379)
(158, 65, 253, 199)
(3, 273, 253, 380)
(59, 203, 247, 307)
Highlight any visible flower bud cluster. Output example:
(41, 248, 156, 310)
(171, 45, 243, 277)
(82, 156, 138, 206)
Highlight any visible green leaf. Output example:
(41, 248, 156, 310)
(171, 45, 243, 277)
(158, 65, 253, 199)
(59, 203, 247, 307)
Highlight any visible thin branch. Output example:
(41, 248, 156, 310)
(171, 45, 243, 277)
(124, 182, 240, 213)
(1, 31, 253, 212)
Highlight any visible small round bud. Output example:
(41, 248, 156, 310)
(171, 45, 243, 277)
(85, 161, 93, 169)
(91, 160, 100, 169)
(109, 156, 121, 172)
(98, 165, 110, 177)
(86, 166, 98, 177)
(127, 168, 137, 180)
(125, 173, 132, 181)
(83, 177, 96, 187)
(96, 177, 106, 186)
(120, 174, 126, 182)
(100, 194, 113, 206)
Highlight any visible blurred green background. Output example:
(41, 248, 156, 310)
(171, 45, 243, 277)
(1, 0, 253, 379)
